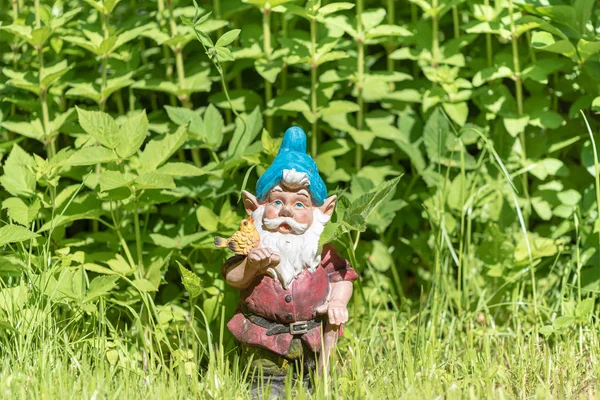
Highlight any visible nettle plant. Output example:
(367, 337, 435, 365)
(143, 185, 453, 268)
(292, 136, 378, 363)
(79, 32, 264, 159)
(1, 0, 600, 359)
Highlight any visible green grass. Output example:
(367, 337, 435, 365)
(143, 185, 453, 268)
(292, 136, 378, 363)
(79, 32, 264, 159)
(1, 298, 598, 399)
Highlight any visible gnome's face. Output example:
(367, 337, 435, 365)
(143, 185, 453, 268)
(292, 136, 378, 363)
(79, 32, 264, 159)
(263, 184, 314, 234)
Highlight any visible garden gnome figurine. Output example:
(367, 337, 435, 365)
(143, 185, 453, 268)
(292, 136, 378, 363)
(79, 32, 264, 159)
(221, 127, 357, 398)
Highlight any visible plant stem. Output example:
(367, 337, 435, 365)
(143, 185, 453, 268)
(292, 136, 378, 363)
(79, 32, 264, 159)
(452, 6, 459, 38)
(262, 5, 273, 134)
(213, 0, 232, 125)
(484, 0, 493, 67)
(355, 0, 364, 171)
(310, 3, 318, 157)
(133, 192, 145, 278)
(509, 0, 529, 224)
(432, 0, 439, 65)
(35, 0, 53, 158)
(526, 30, 536, 63)
(158, 0, 178, 107)
(411, 4, 419, 78)
(386, 0, 396, 90)
(281, 13, 289, 125)
(34, 0, 40, 26)
(167, 0, 191, 108)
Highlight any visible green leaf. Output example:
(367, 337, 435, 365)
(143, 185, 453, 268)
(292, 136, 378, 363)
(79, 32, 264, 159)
(132, 279, 158, 292)
(215, 29, 241, 47)
(423, 107, 449, 162)
(228, 107, 263, 157)
(503, 116, 530, 138)
(76, 107, 121, 149)
(29, 27, 52, 46)
(66, 146, 119, 166)
(320, 101, 360, 116)
(99, 170, 135, 192)
(203, 104, 224, 147)
(215, 46, 235, 62)
(2, 198, 40, 226)
(343, 176, 402, 231)
(362, 8, 386, 32)
(0, 224, 39, 246)
(0, 144, 36, 198)
(442, 102, 468, 126)
(592, 97, 600, 112)
(196, 205, 219, 232)
(539, 325, 554, 337)
(157, 162, 207, 177)
(135, 172, 176, 190)
(85, 275, 119, 302)
(1, 120, 45, 141)
(40, 60, 71, 88)
(553, 315, 575, 329)
(557, 189, 581, 206)
(138, 126, 187, 171)
(366, 24, 412, 38)
(165, 106, 202, 130)
(177, 261, 203, 299)
(575, 297, 595, 320)
(150, 232, 207, 249)
(370, 240, 393, 272)
(581, 140, 600, 177)
(195, 30, 214, 48)
(317, 2, 355, 16)
(254, 58, 283, 84)
(318, 222, 343, 249)
(115, 110, 148, 158)
(107, 254, 133, 275)
(531, 31, 577, 61)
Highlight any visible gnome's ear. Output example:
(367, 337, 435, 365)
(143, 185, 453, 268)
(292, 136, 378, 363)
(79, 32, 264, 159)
(320, 195, 337, 217)
(242, 190, 260, 216)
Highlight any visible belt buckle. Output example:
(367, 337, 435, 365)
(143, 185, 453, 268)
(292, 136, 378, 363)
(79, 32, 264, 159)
(289, 321, 309, 335)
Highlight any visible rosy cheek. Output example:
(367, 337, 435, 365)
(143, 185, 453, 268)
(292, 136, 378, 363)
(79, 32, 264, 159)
(264, 206, 278, 219)
(294, 210, 312, 225)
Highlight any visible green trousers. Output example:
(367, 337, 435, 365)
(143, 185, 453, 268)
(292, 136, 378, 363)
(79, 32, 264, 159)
(241, 338, 318, 378)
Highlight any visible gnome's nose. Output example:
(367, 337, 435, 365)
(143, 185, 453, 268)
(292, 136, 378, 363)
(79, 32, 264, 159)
(279, 206, 294, 218)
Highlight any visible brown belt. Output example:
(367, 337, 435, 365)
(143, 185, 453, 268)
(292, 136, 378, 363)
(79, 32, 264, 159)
(247, 314, 322, 336)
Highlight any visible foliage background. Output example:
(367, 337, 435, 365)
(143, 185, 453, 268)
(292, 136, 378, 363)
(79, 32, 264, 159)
(1, 0, 600, 397)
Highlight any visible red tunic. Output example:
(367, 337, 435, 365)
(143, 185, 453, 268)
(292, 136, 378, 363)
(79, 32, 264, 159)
(222, 244, 358, 357)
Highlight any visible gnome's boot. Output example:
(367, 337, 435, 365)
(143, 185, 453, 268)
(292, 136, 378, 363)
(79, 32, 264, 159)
(250, 375, 285, 400)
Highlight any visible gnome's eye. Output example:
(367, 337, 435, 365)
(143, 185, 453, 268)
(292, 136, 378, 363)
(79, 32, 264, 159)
(273, 200, 283, 206)
(294, 202, 305, 209)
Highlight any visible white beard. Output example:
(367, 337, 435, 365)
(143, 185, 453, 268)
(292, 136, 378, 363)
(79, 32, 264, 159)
(252, 205, 330, 288)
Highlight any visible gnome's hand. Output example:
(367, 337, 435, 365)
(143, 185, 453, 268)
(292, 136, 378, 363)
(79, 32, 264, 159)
(315, 301, 349, 326)
(247, 248, 280, 272)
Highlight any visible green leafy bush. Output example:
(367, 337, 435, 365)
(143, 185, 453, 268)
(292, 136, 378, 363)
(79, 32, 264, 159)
(0, 0, 599, 376)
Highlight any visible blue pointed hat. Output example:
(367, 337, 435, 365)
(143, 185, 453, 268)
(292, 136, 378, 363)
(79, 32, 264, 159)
(256, 126, 327, 206)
